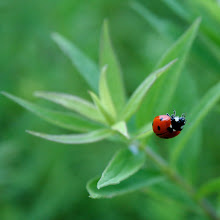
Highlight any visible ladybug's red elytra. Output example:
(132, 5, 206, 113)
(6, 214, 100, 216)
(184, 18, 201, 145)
(152, 110, 186, 139)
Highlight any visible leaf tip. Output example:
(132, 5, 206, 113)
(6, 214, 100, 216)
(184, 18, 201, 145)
(0, 91, 7, 97)
(195, 16, 202, 25)
(51, 32, 60, 41)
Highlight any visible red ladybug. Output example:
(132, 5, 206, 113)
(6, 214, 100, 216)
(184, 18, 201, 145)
(152, 110, 186, 139)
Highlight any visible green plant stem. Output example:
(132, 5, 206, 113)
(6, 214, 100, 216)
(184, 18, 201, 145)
(144, 146, 219, 220)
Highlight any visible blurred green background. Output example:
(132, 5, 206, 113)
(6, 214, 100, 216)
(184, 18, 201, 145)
(1, 0, 220, 219)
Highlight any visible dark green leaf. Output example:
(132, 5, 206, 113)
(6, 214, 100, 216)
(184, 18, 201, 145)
(97, 147, 145, 189)
(196, 177, 220, 199)
(137, 18, 201, 127)
(87, 170, 164, 199)
(52, 33, 99, 92)
(170, 82, 220, 165)
(121, 59, 177, 121)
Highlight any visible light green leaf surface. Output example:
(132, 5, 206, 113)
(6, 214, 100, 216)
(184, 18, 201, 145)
(122, 59, 177, 121)
(52, 32, 99, 92)
(170, 82, 220, 165)
(137, 18, 201, 128)
(197, 177, 220, 199)
(27, 129, 113, 144)
(99, 20, 126, 114)
(35, 91, 103, 123)
(111, 121, 129, 138)
(99, 65, 116, 119)
(1, 92, 100, 132)
(97, 147, 145, 189)
(87, 170, 164, 198)
(89, 91, 114, 125)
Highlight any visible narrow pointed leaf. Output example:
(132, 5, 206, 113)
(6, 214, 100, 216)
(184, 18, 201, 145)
(1, 92, 100, 132)
(97, 147, 145, 189)
(161, 0, 190, 20)
(121, 59, 177, 121)
(131, 2, 171, 36)
(196, 177, 220, 199)
(170, 82, 220, 165)
(99, 20, 126, 114)
(27, 129, 113, 144)
(35, 91, 103, 123)
(99, 65, 116, 118)
(137, 18, 201, 127)
(111, 121, 129, 138)
(52, 32, 99, 92)
(87, 170, 164, 199)
(89, 91, 114, 125)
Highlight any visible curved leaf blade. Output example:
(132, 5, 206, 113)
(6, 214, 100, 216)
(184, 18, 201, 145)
(196, 177, 220, 199)
(137, 18, 201, 128)
(99, 65, 116, 118)
(35, 91, 103, 123)
(111, 121, 129, 138)
(121, 59, 177, 121)
(52, 32, 99, 92)
(99, 20, 126, 114)
(89, 91, 114, 125)
(87, 170, 164, 199)
(1, 92, 100, 132)
(97, 147, 145, 189)
(170, 82, 220, 165)
(27, 129, 113, 144)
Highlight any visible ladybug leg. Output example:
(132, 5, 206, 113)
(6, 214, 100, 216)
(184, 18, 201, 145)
(166, 113, 170, 117)
(181, 113, 185, 118)
(173, 110, 176, 116)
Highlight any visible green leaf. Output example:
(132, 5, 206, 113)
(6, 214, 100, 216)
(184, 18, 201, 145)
(89, 91, 114, 125)
(161, 0, 190, 20)
(131, 2, 171, 36)
(111, 121, 129, 138)
(170, 82, 220, 165)
(27, 129, 113, 144)
(1, 92, 100, 132)
(137, 18, 201, 128)
(35, 91, 103, 123)
(97, 147, 145, 189)
(121, 59, 177, 121)
(52, 32, 99, 92)
(87, 170, 164, 198)
(99, 65, 116, 119)
(99, 20, 126, 114)
(196, 177, 220, 199)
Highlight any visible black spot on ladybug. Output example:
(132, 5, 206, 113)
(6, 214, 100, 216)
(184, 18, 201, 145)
(158, 126, 160, 130)
(167, 127, 173, 133)
(160, 117, 163, 121)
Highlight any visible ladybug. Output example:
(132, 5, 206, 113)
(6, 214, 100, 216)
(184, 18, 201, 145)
(152, 110, 186, 139)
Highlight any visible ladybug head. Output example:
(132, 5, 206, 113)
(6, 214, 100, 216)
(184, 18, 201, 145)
(170, 112, 186, 131)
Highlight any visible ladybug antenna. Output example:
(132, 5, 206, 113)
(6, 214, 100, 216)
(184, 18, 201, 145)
(166, 113, 171, 117)
(171, 109, 176, 117)
(181, 113, 186, 118)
